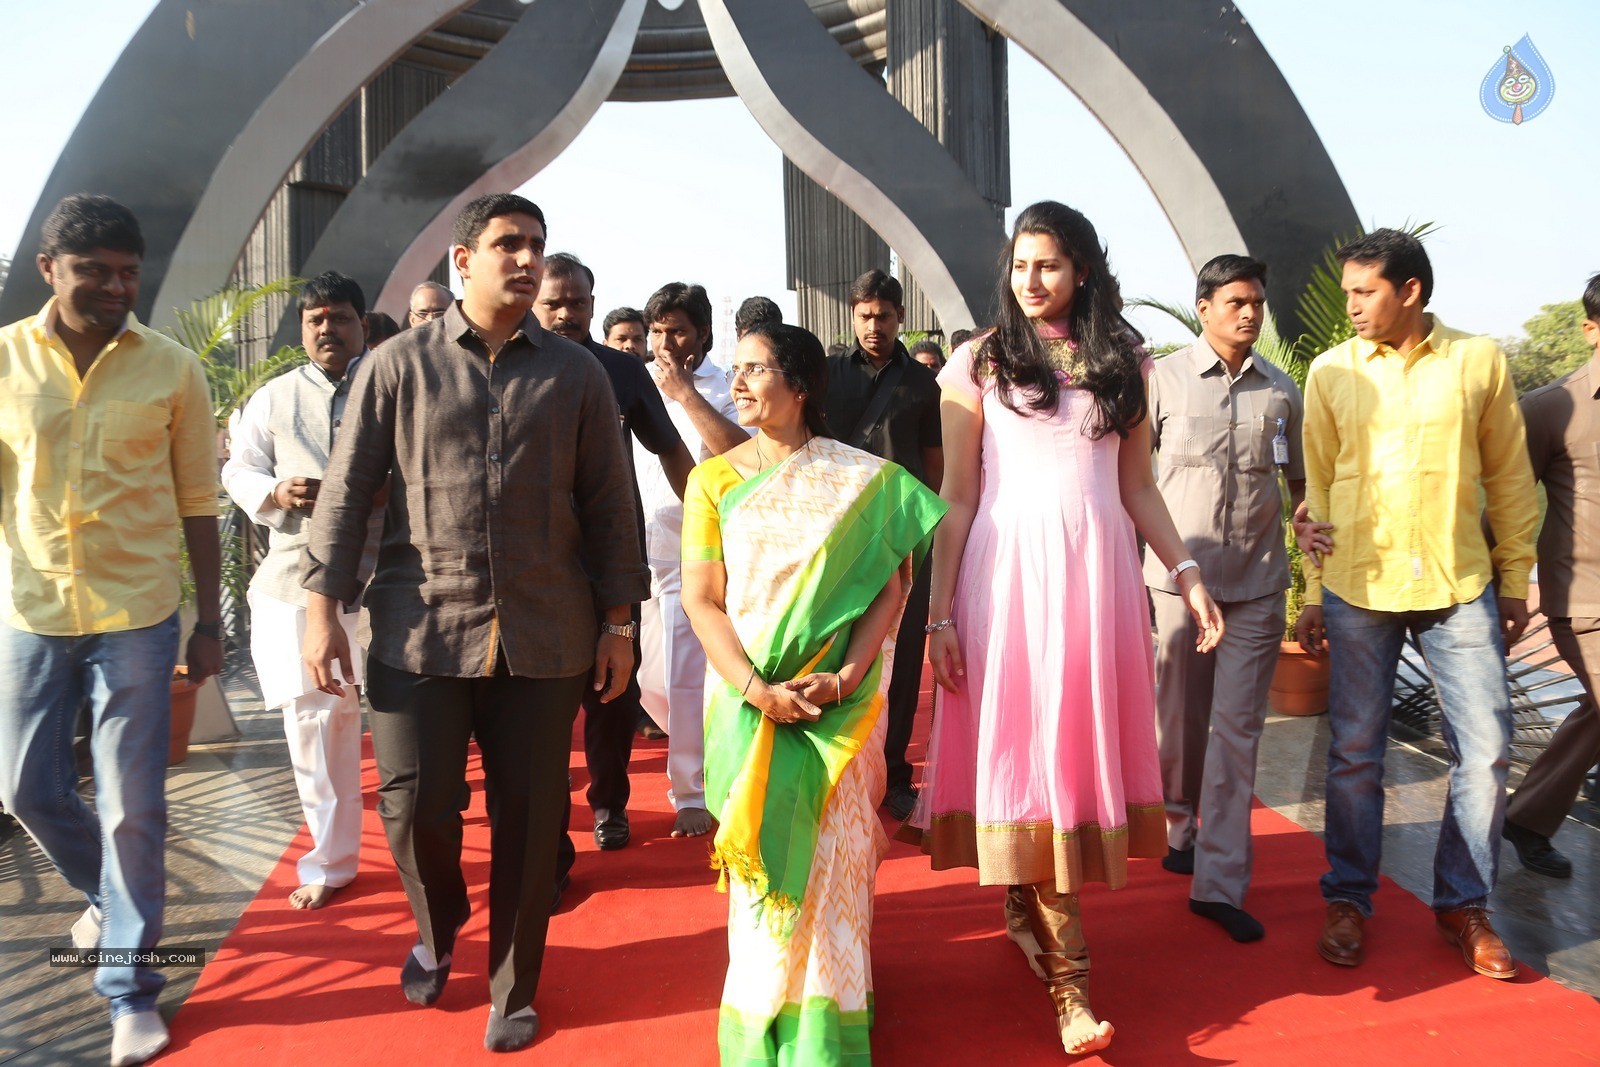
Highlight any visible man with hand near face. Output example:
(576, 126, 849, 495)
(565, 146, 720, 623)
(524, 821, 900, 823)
(0, 194, 222, 1066)
(1296, 229, 1536, 981)
(638, 282, 748, 839)
(302, 194, 648, 1052)
(1144, 255, 1303, 943)
(535, 253, 692, 866)
(223, 270, 382, 912)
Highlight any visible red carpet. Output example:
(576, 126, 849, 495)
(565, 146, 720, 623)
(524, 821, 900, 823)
(162, 675, 1600, 1065)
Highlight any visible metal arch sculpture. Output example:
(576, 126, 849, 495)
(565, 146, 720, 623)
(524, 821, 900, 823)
(270, 0, 646, 347)
(151, 0, 479, 327)
(0, 0, 362, 325)
(6, 0, 1359, 342)
(701, 0, 1004, 331)
(961, 0, 1360, 326)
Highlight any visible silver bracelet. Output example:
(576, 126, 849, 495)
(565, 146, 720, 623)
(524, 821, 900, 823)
(925, 618, 954, 635)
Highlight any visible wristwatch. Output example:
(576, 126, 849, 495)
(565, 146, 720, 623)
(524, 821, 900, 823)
(193, 620, 225, 641)
(601, 621, 637, 640)
(1168, 559, 1200, 584)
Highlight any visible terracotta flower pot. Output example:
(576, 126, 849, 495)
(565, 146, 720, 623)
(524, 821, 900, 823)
(1269, 640, 1329, 716)
(169, 666, 204, 765)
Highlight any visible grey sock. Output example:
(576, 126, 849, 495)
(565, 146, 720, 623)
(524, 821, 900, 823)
(400, 941, 452, 1006)
(485, 1006, 540, 1052)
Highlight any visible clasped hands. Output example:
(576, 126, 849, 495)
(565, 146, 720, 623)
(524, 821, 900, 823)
(747, 671, 846, 725)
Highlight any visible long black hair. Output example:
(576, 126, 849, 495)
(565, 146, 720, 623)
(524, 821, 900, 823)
(975, 201, 1146, 439)
(743, 321, 833, 439)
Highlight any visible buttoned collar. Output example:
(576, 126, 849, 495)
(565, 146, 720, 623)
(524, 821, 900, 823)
(304, 349, 368, 390)
(1582, 352, 1600, 400)
(1355, 313, 1448, 362)
(1188, 334, 1262, 380)
(30, 297, 142, 347)
(442, 301, 543, 353)
(848, 340, 907, 371)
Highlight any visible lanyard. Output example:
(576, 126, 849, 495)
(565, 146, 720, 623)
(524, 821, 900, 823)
(1273, 417, 1293, 522)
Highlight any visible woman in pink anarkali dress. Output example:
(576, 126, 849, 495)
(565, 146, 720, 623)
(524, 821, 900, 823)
(905, 201, 1224, 1056)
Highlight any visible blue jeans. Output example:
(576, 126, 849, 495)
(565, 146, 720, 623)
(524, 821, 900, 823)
(1319, 586, 1511, 915)
(0, 613, 180, 1018)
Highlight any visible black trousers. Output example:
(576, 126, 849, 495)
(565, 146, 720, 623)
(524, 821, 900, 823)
(366, 655, 586, 1015)
(556, 628, 642, 881)
(884, 557, 932, 794)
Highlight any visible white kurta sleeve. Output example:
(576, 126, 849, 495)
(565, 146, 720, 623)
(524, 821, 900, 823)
(221, 387, 287, 529)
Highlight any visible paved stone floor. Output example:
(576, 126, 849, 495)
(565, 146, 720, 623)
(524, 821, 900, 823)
(3, 660, 1596, 1064)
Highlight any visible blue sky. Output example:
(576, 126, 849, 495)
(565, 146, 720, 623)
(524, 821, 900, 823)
(2, 1, 1595, 354)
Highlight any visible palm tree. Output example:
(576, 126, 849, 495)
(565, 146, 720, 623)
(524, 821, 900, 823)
(163, 277, 307, 631)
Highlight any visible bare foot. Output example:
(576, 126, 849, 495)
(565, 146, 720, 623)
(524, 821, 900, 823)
(1003, 903, 1047, 980)
(289, 884, 339, 910)
(1058, 1007, 1113, 1057)
(671, 808, 715, 838)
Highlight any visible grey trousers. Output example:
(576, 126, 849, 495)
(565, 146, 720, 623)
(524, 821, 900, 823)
(1507, 617, 1600, 839)
(1152, 588, 1286, 908)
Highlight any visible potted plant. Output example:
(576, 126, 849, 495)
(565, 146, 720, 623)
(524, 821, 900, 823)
(165, 278, 307, 762)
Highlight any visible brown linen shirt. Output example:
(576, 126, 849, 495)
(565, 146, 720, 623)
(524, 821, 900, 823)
(1519, 355, 1600, 617)
(1142, 338, 1305, 601)
(303, 304, 649, 679)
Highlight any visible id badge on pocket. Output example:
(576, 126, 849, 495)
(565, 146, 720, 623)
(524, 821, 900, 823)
(1272, 417, 1290, 467)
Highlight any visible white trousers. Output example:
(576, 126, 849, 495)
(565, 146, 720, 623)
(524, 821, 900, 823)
(639, 581, 707, 812)
(249, 590, 364, 887)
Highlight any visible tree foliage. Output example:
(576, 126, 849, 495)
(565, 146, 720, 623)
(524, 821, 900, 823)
(1505, 300, 1589, 394)
(163, 276, 307, 427)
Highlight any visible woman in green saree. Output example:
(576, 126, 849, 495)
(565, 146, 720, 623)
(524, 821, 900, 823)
(680, 323, 945, 1065)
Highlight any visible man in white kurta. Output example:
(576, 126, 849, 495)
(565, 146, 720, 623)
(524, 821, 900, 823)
(222, 272, 382, 908)
(636, 283, 750, 838)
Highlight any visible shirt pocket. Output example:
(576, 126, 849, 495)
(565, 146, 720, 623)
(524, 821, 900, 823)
(92, 400, 170, 472)
(1163, 413, 1223, 468)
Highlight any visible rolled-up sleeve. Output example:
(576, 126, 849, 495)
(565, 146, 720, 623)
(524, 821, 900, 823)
(303, 356, 392, 606)
(171, 354, 222, 518)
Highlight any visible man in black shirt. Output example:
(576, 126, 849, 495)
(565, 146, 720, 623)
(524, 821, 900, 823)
(536, 253, 693, 872)
(824, 269, 943, 820)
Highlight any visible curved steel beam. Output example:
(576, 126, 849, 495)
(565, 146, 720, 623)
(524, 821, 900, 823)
(960, 0, 1360, 334)
(0, 0, 358, 325)
(701, 0, 1006, 331)
(151, 0, 477, 328)
(278, 0, 646, 343)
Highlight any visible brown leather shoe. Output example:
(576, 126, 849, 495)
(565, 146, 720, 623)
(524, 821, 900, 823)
(1436, 906, 1518, 980)
(1318, 901, 1366, 967)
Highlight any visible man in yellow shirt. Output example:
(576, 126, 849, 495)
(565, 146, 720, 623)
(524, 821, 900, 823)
(0, 195, 223, 1066)
(1295, 229, 1536, 982)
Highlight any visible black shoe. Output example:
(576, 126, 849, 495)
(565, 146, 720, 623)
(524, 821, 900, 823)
(552, 871, 571, 912)
(401, 944, 452, 1006)
(594, 810, 630, 851)
(882, 783, 918, 822)
(1162, 846, 1194, 875)
(1503, 821, 1572, 878)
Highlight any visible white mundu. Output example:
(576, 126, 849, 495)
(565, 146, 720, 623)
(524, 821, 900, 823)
(223, 358, 381, 890)
(635, 358, 743, 812)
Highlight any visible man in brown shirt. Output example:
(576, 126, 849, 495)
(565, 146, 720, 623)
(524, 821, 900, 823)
(302, 194, 648, 1053)
(1144, 255, 1304, 942)
(1502, 274, 1600, 878)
